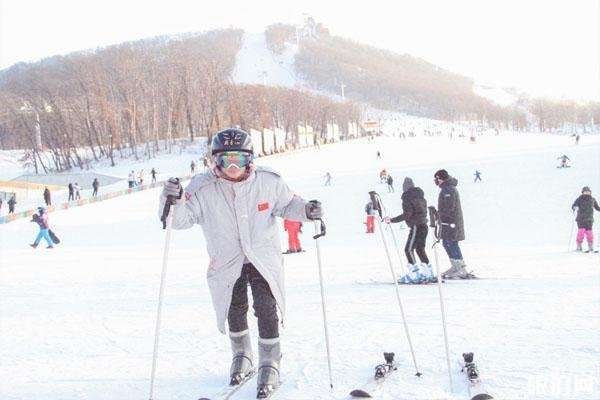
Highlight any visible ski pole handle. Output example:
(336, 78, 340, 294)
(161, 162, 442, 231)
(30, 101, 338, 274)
(161, 195, 177, 229)
(313, 218, 326, 239)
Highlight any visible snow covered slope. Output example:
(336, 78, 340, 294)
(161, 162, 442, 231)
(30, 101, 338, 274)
(1, 132, 599, 399)
(232, 32, 301, 88)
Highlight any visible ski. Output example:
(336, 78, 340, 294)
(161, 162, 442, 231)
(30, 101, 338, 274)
(349, 352, 400, 398)
(459, 352, 493, 400)
(198, 369, 256, 400)
(256, 382, 280, 399)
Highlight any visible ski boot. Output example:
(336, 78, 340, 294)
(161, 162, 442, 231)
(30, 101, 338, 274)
(421, 263, 437, 283)
(441, 259, 459, 278)
(576, 243, 583, 252)
(397, 264, 421, 284)
(443, 259, 468, 279)
(29, 243, 38, 249)
(585, 242, 595, 253)
(256, 337, 280, 399)
(229, 330, 254, 385)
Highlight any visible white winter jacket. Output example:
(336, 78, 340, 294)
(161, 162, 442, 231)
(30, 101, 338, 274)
(158, 166, 310, 333)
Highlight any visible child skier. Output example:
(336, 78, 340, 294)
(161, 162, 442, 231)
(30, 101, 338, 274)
(384, 177, 434, 283)
(572, 186, 600, 252)
(365, 200, 377, 233)
(159, 128, 322, 397)
(283, 219, 303, 253)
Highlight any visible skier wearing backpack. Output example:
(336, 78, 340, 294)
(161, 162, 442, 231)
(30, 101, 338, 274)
(158, 128, 322, 397)
(384, 177, 434, 283)
(572, 186, 600, 252)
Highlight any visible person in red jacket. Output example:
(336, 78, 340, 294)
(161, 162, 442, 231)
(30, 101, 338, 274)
(283, 219, 303, 253)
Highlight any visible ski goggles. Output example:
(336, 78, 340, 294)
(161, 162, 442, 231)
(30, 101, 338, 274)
(214, 151, 254, 169)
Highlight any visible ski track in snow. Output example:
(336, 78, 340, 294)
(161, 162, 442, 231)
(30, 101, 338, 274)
(1, 133, 599, 399)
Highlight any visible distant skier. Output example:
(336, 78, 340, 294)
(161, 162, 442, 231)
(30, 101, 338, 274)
(379, 169, 387, 183)
(138, 169, 145, 186)
(92, 178, 100, 197)
(30, 207, 54, 249)
(384, 177, 434, 283)
(74, 183, 81, 200)
(575, 134, 580, 145)
(386, 175, 394, 192)
(190, 160, 196, 174)
(151, 168, 157, 183)
(557, 155, 570, 168)
(68, 183, 74, 201)
(474, 170, 482, 182)
(128, 171, 136, 188)
(376, 151, 381, 159)
(323, 172, 332, 186)
(283, 219, 303, 253)
(434, 169, 470, 279)
(43, 187, 51, 206)
(572, 186, 600, 252)
(158, 128, 321, 397)
(7, 195, 16, 213)
(365, 200, 377, 233)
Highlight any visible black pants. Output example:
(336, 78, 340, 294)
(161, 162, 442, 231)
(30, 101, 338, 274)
(228, 263, 279, 339)
(405, 224, 429, 265)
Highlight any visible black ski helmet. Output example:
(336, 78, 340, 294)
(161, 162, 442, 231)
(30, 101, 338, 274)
(211, 128, 253, 155)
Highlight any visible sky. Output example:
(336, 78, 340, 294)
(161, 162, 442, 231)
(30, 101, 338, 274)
(0, 0, 599, 101)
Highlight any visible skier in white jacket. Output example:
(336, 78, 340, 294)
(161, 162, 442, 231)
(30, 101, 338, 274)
(159, 128, 322, 397)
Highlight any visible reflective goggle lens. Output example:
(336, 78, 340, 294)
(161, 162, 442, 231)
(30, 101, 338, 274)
(216, 152, 253, 168)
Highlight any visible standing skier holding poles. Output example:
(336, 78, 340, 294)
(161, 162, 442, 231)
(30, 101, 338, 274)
(158, 128, 322, 398)
(434, 169, 472, 279)
(384, 177, 434, 283)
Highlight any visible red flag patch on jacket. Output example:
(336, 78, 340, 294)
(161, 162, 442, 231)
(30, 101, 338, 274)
(258, 202, 269, 211)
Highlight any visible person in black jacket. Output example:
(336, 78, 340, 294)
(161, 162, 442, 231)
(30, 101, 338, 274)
(572, 186, 600, 252)
(434, 169, 469, 278)
(385, 177, 434, 283)
(92, 178, 100, 197)
(43, 187, 51, 206)
(7, 195, 16, 213)
(68, 183, 74, 201)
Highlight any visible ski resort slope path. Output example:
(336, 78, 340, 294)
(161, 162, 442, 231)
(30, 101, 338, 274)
(1, 132, 599, 400)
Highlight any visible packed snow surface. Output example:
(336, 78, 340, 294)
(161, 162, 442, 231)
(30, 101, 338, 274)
(1, 132, 599, 399)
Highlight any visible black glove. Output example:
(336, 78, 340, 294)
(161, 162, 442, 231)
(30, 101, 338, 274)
(162, 177, 183, 199)
(305, 200, 323, 220)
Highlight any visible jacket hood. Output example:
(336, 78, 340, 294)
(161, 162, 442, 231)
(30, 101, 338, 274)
(402, 177, 415, 192)
(442, 177, 458, 187)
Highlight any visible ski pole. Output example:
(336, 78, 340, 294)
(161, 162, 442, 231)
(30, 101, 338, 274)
(567, 208, 577, 252)
(313, 218, 334, 389)
(149, 196, 176, 400)
(369, 191, 422, 377)
(428, 206, 453, 391)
